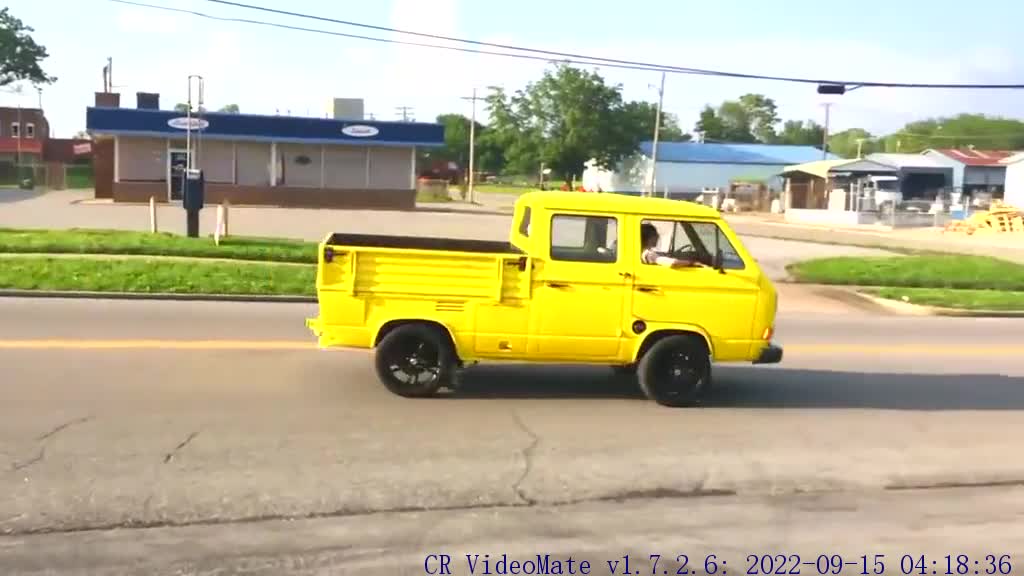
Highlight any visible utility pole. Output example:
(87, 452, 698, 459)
(821, 102, 833, 159)
(461, 88, 485, 204)
(856, 137, 866, 158)
(395, 106, 414, 122)
(649, 71, 666, 197)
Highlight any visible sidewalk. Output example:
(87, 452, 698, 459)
(723, 214, 1024, 264)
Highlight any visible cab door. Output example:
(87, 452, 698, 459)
(528, 211, 631, 360)
(631, 217, 761, 361)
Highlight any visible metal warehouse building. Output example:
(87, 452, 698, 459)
(583, 141, 838, 197)
(86, 92, 444, 209)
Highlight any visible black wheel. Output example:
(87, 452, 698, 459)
(374, 324, 455, 398)
(637, 335, 710, 407)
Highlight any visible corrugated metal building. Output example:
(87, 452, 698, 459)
(1002, 153, 1024, 206)
(863, 153, 953, 200)
(922, 148, 1016, 196)
(583, 141, 838, 198)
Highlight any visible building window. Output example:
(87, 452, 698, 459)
(550, 214, 618, 263)
(25, 123, 35, 139)
(10, 123, 19, 138)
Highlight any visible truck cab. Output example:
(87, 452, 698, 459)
(306, 191, 781, 407)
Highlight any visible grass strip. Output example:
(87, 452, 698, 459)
(0, 256, 315, 296)
(787, 255, 1024, 291)
(0, 228, 317, 263)
(871, 287, 1024, 311)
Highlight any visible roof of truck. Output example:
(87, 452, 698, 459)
(518, 191, 721, 218)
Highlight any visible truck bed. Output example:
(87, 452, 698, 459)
(325, 233, 522, 255)
(319, 233, 529, 302)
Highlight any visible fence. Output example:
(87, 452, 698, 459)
(0, 161, 94, 191)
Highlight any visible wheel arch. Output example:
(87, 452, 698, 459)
(633, 326, 713, 364)
(374, 319, 461, 360)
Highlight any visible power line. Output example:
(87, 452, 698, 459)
(111, 0, 1024, 90)
(204, 0, 1024, 90)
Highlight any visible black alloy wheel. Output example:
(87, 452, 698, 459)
(637, 335, 710, 407)
(374, 324, 455, 398)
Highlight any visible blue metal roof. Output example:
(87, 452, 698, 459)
(639, 141, 840, 165)
(86, 107, 445, 147)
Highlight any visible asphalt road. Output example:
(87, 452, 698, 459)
(2, 297, 1024, 574)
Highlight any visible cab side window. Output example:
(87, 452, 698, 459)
(550, 214, 618, 263)
(639, 218, 745, 270)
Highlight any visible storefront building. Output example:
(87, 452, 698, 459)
(86, 92, 444, 209)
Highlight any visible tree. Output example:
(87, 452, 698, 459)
(0, 8, 55, 87)
(828, 128, 876, 158)
(776, 119, 825, 147)
(174, 102, 206, 114)
(218, 104, 240, 113)
(619, 101, 690, 143)
(484, 63, 643, 183)
(693, 93, 779, 143)
(738, 93, 779, 143)
(881, 114, 1024, 153)
(435, 113, 481, 169)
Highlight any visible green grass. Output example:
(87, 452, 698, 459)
(871, 287, 1024, 311)
(416, 188, 451, 203)
(473, 184, 542, 196)
(787, 255, 1024, 291)
(0, 256, 315, 296)
(0, 228, 317, 263)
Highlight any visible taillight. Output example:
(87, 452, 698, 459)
(762, 326, 774, 341)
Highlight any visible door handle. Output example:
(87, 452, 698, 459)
(619, 272, 632, 279)
(546, 281, 570, 288)
(636, 285, 659, 293)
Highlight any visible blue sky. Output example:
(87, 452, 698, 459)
(4, 0, 1024, 139)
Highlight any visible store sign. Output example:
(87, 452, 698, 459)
(341, 124, 379, 137)
(167, 117, 210, 130)
(73, 143, 93, 155)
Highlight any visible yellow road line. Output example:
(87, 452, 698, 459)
(0, 339, 317, 350)
(0, 340, 1020, 356)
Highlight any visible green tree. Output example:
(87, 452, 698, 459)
(828, 128, 876, 158)
(738, 93, 779, 142)
(0, 8, 55, 87)
(484, 63, 641, 183)
(776, 119, 825, 147)
(694, 94, 779, 143)
(882, 114, 1024, 153)
(174, 102, 206, 114)
(619, 100, 690, 143)
(435, 113, 481, 169)
(218, 103, 240, 113)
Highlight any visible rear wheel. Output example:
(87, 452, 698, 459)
(637, 335, 710, 407)
(374, 324, 455, 398)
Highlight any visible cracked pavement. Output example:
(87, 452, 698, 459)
(1, 297, 1024, 572)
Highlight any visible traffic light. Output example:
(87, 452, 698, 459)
(817, 84, 847, 95)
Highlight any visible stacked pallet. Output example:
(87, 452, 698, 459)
(943, 201, 1024, 235)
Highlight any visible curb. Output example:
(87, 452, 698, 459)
(0, 289, 316, 303)
(809, 285, 1024, 318)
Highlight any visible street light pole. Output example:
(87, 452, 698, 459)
(461, 88, 484, 204)
(649, 71, 666, 197)
(821, 102, 833, 160)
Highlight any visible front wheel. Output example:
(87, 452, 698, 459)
(637, 335, 710, 407)
(374, 324, 455, 398)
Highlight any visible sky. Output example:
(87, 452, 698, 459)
(4, 0, 1024, 140)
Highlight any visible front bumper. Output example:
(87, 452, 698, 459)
(753, 343, 783, 365)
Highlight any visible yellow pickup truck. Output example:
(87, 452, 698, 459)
(306, 191, 781, 407)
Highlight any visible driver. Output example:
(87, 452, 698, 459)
(640, 223, 702, 268)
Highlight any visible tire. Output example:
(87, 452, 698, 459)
(637, 335, 710, 407)
(374, 324, 455, 398)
